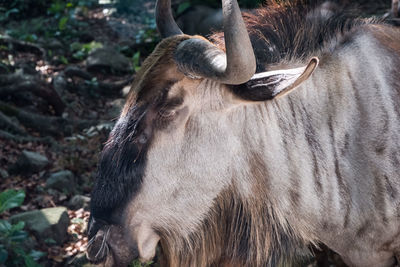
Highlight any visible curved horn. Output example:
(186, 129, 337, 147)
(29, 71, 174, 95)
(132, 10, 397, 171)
(174, 0, 256, 85)
(156, 0, 183, 38)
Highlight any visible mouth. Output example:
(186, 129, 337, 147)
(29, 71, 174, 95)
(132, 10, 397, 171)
(86, 223, 138, 266)
(86, 217, 161, 266)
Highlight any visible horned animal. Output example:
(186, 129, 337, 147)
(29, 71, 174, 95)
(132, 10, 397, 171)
(87, 0, 400, 266)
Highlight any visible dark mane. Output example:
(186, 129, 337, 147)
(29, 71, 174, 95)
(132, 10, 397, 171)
(210, 0, 378, 72)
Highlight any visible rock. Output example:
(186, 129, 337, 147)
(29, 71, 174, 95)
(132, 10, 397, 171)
(52, 74, 67, 96)
(79, 31, 95, 43)
(86, 110, 98, 120)
(9, 150, 49, 175)
(10, 207, 69, 245)
(0, 168, 9, 179)
(46, 170, 75, 194)
(122, 85, 130, 97)
(107, 98, 125, 119)
(0, 62, 11, 74)
(68, 195, 90, 211)
(43, 38, 64, 50)
(18, 62, 38, 75)
(83, 122, 114, 137)
(86, 47, 132, 73)
(177, 6, 223, 36)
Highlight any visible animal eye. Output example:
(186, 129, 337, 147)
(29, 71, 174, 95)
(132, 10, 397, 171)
(158, 109, 176, 119)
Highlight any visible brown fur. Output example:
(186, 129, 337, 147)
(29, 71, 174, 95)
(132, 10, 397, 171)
(157, 155, 310, 266)
(90, 1, 400, 266)
(122, 35, 190, 117)
(146, 4, 400, 266)
(210, 0, 376, 71)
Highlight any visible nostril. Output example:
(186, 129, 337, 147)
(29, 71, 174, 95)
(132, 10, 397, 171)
(86, 228, 110, 263)
(86, 224, 137, 266)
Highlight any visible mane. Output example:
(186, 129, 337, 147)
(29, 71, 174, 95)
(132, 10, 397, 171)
(210, 0, 379, 72)
(160, 185, 310, 266)
(159, 153, 315, 266)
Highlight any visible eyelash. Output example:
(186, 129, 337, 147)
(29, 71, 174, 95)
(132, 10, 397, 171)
(158, 108, 176, 119)
(157, 98, 182, 119)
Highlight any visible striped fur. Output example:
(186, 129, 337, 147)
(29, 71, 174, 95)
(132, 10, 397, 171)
(88, 1, 400, 266)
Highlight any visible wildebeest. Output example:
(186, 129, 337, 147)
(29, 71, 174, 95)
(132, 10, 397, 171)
(87, 0, 400, 266)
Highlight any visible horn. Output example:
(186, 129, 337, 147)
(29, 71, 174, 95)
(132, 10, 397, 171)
(173, 0, 256, 85)
(156, 0, 183, 38)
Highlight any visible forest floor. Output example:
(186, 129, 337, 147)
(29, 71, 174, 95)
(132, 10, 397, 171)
(0, 0, 396, 266)
(0, 1, 159, 266)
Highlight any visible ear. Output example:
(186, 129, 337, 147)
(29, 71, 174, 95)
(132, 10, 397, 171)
(230, 57, 319, 101)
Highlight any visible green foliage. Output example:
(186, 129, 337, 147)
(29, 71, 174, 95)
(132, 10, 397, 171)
(132, 51, 141, 72)
(0, 0, 49, 19)
(131, 259, 153, 267)
(0, 189, 45, 267)
(2, 0, 98, 42)
(0, 189, 25, 214)
(135, 17, 159, 44)
(58, 16, 69, 31)
(177, 2, 192, 15)
(70, 41, 103, 60)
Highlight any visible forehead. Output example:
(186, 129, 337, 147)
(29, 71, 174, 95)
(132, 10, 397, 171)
(121, 35, 191, 117)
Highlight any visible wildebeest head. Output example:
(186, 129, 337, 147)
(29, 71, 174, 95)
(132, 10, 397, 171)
(87, 0, 319, 265)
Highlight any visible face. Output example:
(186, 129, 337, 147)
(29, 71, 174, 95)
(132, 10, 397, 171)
(87, 37, 246, 265)
(126, 77, 245, 259)
(86, 34, 317, 267)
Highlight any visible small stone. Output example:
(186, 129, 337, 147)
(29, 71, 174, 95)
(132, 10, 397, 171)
(68, 195, 90, 211)
(79, 32, 95, 43)
(122, 85, 130, 97)
(86, 47, 132, 73)
(46, 170, 75, 194)
(52, 74, 67, 96)
(107, 98, 125, 119)
(9, 150, 49, 175)
(0, 168, 9, 179)
(10, 207, 69, 245)
(0, 62, 11, 74)
(44, 39, 64, 50)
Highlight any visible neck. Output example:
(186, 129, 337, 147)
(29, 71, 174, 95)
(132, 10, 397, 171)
(161, 185, 307, 267)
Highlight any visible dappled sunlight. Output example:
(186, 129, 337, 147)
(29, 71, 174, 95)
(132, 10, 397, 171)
(0, 0, 397, 266)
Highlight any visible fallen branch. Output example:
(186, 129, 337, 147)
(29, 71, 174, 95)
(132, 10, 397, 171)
(0, 111, 27, 135)
(0, 101, 97, 137)
(0, 36, 46, 57)
(63, 66, 132, 96)
(97, 77, 133, 96)
(0, 72, 66, 115)
(0, 129, 57, 147)
(64, 66, 93, 80)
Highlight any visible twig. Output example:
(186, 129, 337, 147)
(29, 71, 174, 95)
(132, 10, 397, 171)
(0, 111, 27, 135)
(0, 72, 66, 115)
(64, 66, 93, 80)
(63, 65, 132, 96)
(0, 36, 46, 57)
(97, 77, 133, 96)
(0, 101, 97, 137)
(0, 130, 57, 146)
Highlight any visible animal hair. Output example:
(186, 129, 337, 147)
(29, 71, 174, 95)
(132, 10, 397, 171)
(91, 36, 190, 224)
(210, 0, 378, 72)
(152, 2, 384, 265)
(159, 153, 313, 266)
(159, 183, 310, 266)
